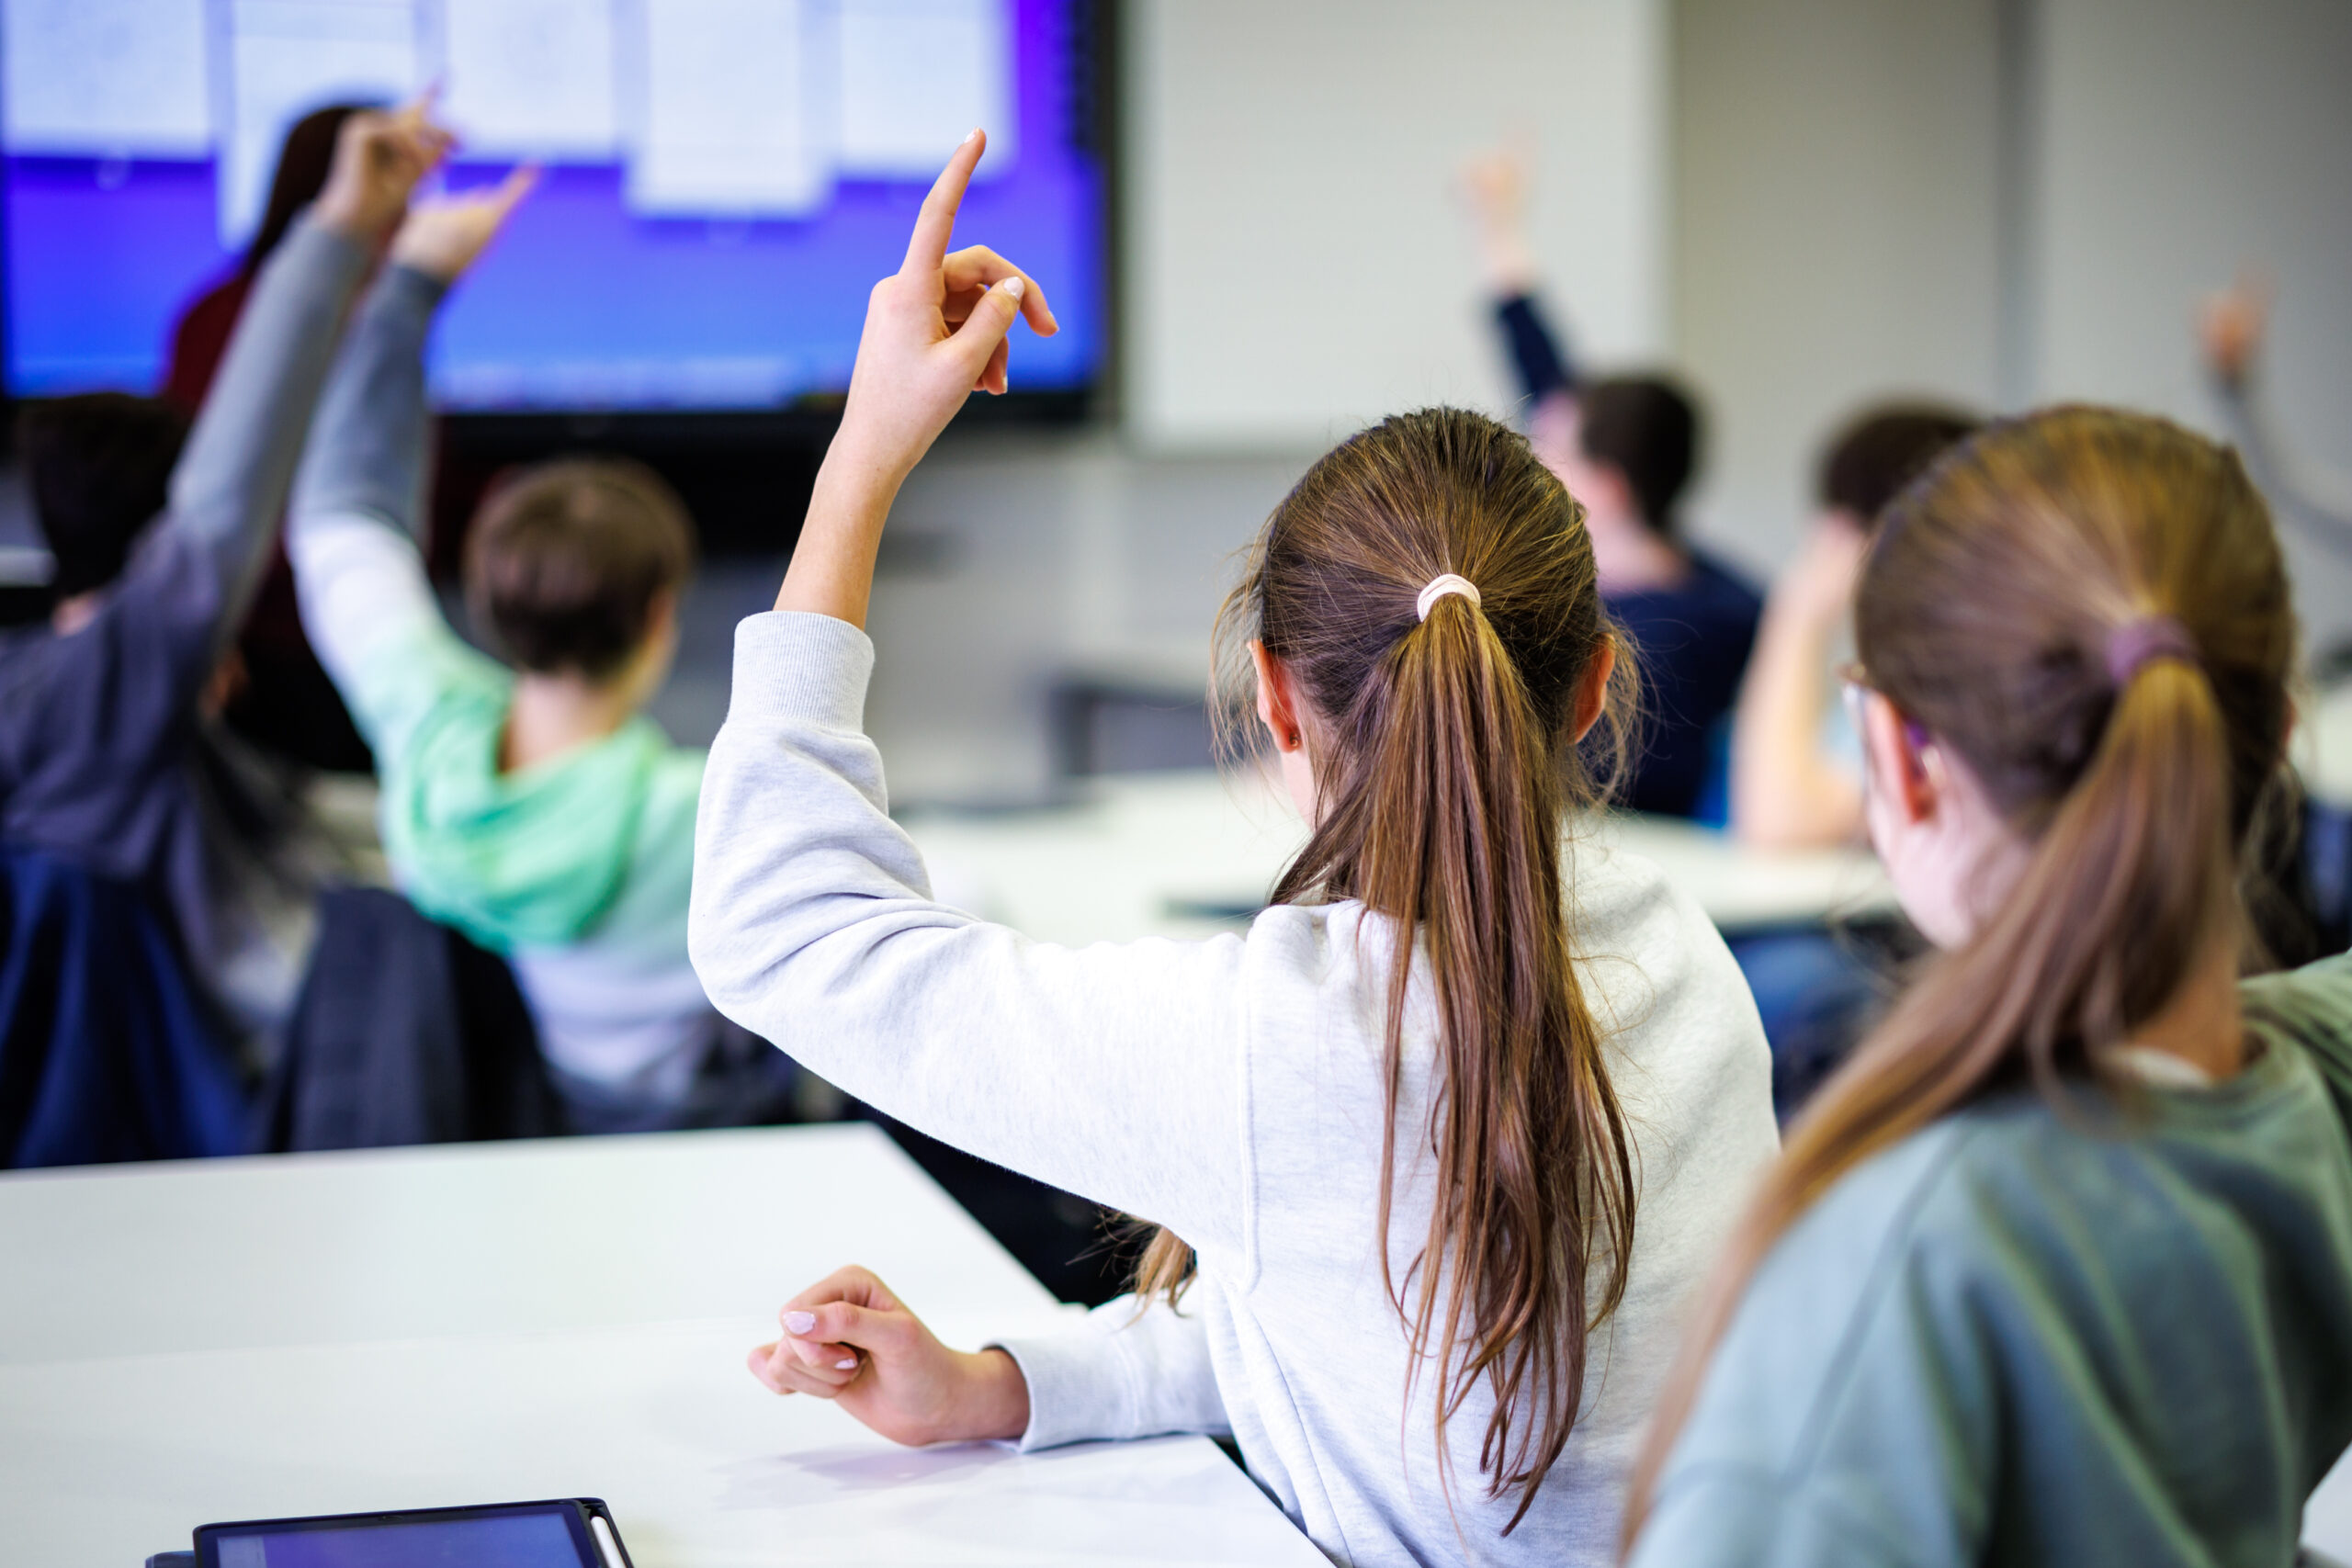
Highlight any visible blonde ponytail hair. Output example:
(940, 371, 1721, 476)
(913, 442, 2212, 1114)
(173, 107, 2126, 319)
(1622, 406, 2297, 1551)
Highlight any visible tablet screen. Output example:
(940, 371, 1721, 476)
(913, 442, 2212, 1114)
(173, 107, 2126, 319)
(201, 1502, 597, 1568)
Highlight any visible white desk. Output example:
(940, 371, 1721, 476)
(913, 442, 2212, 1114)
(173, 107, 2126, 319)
(0, 1126, 1325, 1567)
(905, 769, 1893, 944)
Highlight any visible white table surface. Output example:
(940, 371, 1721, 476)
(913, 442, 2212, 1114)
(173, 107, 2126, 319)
(905, 768, 1893, 944)
(0, 1126, 1326, 1567)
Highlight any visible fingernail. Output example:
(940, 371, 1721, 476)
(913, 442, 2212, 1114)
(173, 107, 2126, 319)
(834, 1359, 858, 1371)
(783, 1311, 817, 1335)
(962, 128, 980, 145)
(1002, 276, 1024, 301)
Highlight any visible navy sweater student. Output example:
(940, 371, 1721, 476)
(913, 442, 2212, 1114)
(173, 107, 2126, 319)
(1462, 146, 1761, 818)
(0, 104, 452, 1055)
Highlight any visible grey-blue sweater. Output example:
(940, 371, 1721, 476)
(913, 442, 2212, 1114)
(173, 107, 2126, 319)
(0, 218, 368, 1043)
(1630, 953, 2352, 1567)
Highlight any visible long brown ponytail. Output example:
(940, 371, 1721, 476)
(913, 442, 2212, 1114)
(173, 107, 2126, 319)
(1136, 408, 1639, 1529)
(1622, 407, 2297, 1551)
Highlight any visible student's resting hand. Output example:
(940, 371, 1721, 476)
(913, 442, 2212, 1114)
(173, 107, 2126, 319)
(313, 92, 456, 244)
(390, 164, 540, 284)
(747, 1265, 1031, 1446)
(833, 129, 1059, 485)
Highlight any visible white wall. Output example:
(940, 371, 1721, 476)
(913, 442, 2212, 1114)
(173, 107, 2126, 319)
(1670, 0, 2006, 578)
(2028, 0, 2352, 651)
(1124, 0, 1667, 451)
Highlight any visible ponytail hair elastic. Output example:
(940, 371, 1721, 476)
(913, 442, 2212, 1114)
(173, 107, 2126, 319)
(1416, 573, 1482, 622)
(2105, 615, 2199, 687)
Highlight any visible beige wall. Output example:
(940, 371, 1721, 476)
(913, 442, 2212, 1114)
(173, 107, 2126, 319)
(1669, 0, 2007, 577)
(2030, 0, 2352, 650)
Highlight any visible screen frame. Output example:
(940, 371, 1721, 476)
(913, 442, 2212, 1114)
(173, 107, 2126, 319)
(191, 1497, 627, 1568)
(0, 0, 1118, 442)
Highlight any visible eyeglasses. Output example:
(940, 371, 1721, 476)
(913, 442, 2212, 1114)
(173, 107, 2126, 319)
(1838, 663, 1933, 754)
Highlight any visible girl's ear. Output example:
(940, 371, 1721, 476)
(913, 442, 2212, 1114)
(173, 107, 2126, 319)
(1570, 637, 1617, 744)
(1250, 639, 1306, 753)
(1860, 688, 1939, 826)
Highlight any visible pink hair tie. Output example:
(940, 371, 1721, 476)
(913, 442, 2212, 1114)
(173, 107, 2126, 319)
(2105, 615, 2199, 686)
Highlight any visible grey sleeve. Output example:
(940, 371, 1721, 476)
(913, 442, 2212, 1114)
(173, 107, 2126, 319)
(2215, 375, 2352, 556)
(289, 263, 447, 549)
(989, 1294, 1230, 1451)
(155, 214, 371, 663)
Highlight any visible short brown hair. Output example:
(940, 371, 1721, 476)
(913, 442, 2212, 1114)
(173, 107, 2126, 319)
(1815, 402, 1980, 528)
(1577, 375, 1701, 536)
(463, 458, 695, 681)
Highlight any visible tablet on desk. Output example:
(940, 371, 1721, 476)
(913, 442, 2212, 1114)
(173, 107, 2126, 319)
(191, 1499, 632, 1568)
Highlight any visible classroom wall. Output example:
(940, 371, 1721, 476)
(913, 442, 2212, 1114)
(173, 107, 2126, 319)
(2027, 0, 2352, 652)
(1668, 0, 2007, 577)
(1122, 0, 1668, 450)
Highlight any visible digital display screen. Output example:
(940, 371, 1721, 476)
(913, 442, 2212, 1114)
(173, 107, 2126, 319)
(1, 0, 1103, 409)
(203, 1503, 596, 1568)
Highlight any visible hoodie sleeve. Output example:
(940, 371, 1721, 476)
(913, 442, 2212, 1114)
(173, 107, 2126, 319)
(690, 611, 1254, 1269)
(989, 1294, 1231, 1451)
(288, 261, 487, 765)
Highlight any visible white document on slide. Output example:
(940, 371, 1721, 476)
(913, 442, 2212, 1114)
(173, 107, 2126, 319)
(0, 0, 212, 156)
(626, 0, 829, 218)
(437, 0, 620, 158)
(220, 0, 419, 246)
(834, 0, 1012, 177)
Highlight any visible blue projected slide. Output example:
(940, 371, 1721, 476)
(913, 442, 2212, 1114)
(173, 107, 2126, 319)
(1, 0, 1102, 409)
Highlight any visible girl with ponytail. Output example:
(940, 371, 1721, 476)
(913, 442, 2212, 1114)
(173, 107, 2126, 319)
(690, 137, 1776, 1565)
(1623, 406, 2352, 1567)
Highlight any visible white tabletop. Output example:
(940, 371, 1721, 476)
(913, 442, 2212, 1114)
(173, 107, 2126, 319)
(905, 768, 1892, 944)
(0, 1126, 1324, 1567)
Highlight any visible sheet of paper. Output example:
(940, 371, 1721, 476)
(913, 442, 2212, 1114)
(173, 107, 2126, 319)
(626, 0, 828, 217)
(834, 0, 1012, 176)
(220, 0, 420, 246)
(0, 0, 211, 155)
(435, 0, 620, 157)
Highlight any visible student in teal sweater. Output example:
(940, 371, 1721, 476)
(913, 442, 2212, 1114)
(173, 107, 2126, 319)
(1622, 407, 2352, 1566)
(288, 173, 787, 1129)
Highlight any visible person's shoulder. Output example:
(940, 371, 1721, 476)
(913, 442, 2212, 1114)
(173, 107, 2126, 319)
(1568, 829, 1771, 1100)
(1684, 548, 1767, 617)
(2243, 953, 2352, 1135)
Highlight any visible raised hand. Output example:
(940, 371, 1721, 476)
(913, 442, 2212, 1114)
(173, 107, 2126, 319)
(2199, 273, 2271, 387)
(390, 164, 539, 284)
(313, 91, 457, 243)
(1459, 134, 1538, 295)
(835, 129, 1059, 484)
(775, 129, 1057, 626)
(746, 1265, 1031, 1447)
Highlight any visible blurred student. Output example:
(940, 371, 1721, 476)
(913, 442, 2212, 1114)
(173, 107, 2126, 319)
(286, 171, 791, 1132)
(2201, 278, 2352, 550)
(1461, 146, 1761, 818)
(164, 103, 379, 774)
(1730, 405, 1979, 850)
(0, 106, 447, 1057)
(1622, 409, 2352, 1567)
(1725, 407, 1978, 1121)
(695, 135, 1775, 1566)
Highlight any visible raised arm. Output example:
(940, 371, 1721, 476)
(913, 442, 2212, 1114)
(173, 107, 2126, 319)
(2201, 283, 2352, 555)
(691, 136, 1251, 1251)
(1730, 520, 1869, 848)
(1460, 144, 1581, 467)
(288, 169, 536, 758)
(149, 101, 451, 672)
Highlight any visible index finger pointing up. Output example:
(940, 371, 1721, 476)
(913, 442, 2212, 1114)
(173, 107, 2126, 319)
(900, 129, 988, 278)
